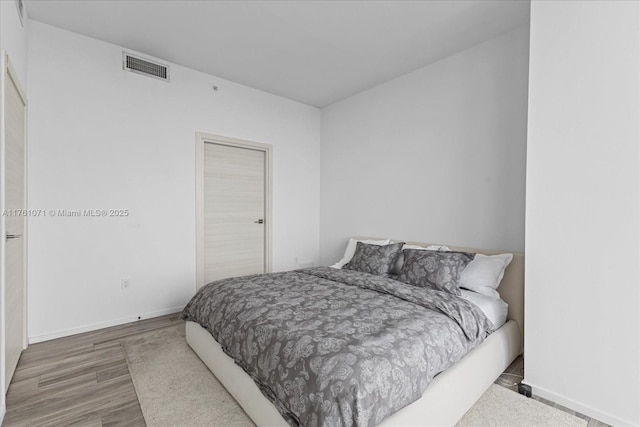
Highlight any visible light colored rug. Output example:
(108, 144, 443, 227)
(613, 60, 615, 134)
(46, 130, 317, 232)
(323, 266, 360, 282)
(123, 325, 586, 427)
(122, 325, 252, 426)
(456, 383, 586, 427)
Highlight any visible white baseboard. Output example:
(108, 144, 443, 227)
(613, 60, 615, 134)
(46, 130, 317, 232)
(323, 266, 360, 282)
(524, 380, 636, 427)
(28, 307, 183, 344)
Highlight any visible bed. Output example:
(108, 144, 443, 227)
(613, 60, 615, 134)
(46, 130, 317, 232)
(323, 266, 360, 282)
(183, 239, 524, 426)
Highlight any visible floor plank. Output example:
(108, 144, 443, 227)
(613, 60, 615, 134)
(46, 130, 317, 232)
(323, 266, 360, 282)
(2, 313, 180, 427)
(96, 360, 130, 384)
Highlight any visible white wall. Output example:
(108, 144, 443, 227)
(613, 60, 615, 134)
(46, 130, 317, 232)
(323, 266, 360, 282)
(319, 27, 530, 265)
(0, 0, 28, 420)
(525, 2, 639, 426)
(27, 21, 321, 342)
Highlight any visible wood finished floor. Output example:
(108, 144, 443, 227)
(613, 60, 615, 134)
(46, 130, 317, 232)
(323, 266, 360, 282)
(2, 313, 183, 427)
(3, 314, 609, 427)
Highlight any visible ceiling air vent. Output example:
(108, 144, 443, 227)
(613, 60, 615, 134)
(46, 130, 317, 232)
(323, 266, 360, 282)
(122, 52, 170, 82)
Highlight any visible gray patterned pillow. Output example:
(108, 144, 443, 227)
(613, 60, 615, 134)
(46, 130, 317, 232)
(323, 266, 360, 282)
(397, 249, 475, 295)
(344, 242, 405, 276)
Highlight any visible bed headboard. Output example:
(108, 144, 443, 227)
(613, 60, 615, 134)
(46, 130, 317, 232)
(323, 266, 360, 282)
(355, 238, 525, 350)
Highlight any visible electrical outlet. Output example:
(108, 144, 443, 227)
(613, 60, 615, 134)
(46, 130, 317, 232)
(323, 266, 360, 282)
(121, 278, 131, 290)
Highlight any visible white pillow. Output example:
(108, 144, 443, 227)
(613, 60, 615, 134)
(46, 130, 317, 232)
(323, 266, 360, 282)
(459, 253, 513, 299)
(332, 238, 391, 268)
(460, 290, 508, 330)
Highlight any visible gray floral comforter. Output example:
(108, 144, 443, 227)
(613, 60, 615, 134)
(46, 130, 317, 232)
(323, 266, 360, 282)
(181, 267, 493, 427)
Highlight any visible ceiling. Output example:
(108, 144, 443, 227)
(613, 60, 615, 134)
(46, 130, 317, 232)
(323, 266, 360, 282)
(27, 0, 530, 108)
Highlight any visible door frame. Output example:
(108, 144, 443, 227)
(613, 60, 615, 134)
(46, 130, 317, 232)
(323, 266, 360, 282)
(0, 50, 28, 398)
(195, 132, 273, 290)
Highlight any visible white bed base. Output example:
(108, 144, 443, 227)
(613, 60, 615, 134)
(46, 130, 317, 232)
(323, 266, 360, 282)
(187, 319, 520, 427)
(186, 241, 524, 426)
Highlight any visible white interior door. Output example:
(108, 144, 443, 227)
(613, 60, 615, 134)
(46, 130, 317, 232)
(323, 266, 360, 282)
(203, 142, 267, 283)
(3, 54, 27, 392)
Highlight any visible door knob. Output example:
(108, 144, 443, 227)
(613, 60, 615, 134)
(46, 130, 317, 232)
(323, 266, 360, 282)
(254, 219, 264, 224)
(6, 234, 22, 240)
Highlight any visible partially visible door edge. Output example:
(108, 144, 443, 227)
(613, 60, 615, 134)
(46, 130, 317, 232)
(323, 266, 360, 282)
(195, 132, 273, 290)
(0, 50, 28, 398)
